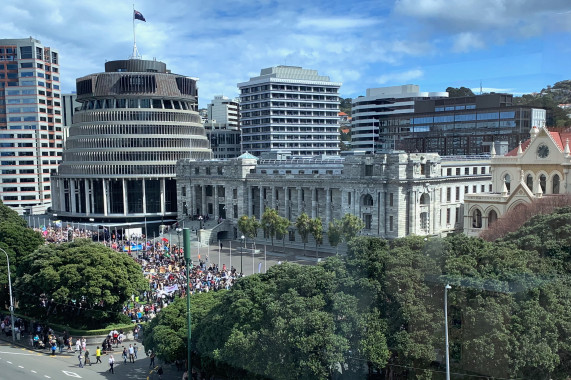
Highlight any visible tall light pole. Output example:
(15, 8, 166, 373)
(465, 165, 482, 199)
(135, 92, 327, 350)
(240, 235, 245, 276)
(176, 227, 182, 253)
(183, 228, 192, 376)
(444, 284, 451, 380)
(0, 248, 16, 343)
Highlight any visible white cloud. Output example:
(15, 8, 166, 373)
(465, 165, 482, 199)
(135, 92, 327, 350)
(297, 17, 379, 30)
(452, 32, 485, 53)
(1, 0, 566, 107)
(376, 69, 424, 85)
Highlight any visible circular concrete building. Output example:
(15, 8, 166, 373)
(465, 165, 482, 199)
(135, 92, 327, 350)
(51, 59, 211, 226)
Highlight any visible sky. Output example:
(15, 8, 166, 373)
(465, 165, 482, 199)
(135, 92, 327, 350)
(2, 0, 570, 108)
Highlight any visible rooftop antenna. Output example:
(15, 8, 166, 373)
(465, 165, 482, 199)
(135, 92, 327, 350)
(480, 80, 483, 95)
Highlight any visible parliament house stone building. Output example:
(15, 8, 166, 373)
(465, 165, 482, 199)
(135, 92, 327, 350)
(176, 151, 492, 242)
(51, 59, 211, 224)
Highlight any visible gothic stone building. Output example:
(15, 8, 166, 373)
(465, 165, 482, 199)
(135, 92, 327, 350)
(464, 126, 571, 236)
(176, 151, 491, 243)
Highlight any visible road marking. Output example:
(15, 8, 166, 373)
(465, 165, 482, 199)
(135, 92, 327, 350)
(6, 361, 12, 364)
(62, 371, 82, 378)
(0, 351, 36, 356)
(31, 370, 37, 373)
(18, 365, 24, 368)
(44, 376, 51, 379)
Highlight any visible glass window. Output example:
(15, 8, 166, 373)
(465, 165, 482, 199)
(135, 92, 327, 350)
(20, 46, 33, 59)
(526, 174, 533, 191)
(553, 174, 560, 194)
(472, 209, 482, 228)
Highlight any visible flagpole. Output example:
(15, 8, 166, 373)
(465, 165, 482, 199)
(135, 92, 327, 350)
(132, 4, 136, 56)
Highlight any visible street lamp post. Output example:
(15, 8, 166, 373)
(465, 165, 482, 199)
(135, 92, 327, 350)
(0, 248, 16, 343)
(240, 235, 245, 276)
(444, 284, 452, 380)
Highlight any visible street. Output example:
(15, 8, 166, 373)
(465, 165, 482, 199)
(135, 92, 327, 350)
(0, 339, 181, 380)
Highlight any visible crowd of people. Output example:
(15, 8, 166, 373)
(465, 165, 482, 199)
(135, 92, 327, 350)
(32, 221, 240, 324)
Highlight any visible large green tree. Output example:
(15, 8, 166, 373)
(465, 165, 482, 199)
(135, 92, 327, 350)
(237, 215, 260, 242)
(0, 201, 43, 310)
(14, 239, 148, 328)
(327, 220, 343, 255)
(261, 207, 285, 250)
(295, 212, 311, 253)
(340, 213, 365, 243)
(309, 217, 323, 257)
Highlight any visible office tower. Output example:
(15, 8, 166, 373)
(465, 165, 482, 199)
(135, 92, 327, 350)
(0, 38, 62, 215)
(351, 85, 448, 153)
(207, 95, 240, 129)
(384, 93, 546, 155)
(238, 66, 341, 157)
(51, 58, 211, 225)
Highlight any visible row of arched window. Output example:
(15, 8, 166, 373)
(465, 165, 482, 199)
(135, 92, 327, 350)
(504, 172, 561, 194)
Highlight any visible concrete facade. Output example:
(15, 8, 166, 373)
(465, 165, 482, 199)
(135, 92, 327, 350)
(238, 66, 341, 157)
(176, 152, 492, 243)
(51, 58, 211, 224)
(0, 38, 62, 215)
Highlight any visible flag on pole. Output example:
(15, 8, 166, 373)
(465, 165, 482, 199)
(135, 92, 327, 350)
(134, 10, 146, 22)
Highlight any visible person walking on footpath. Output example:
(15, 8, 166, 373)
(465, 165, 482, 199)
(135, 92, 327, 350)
(108, 354, 115, 374)
(133, 343, 138, 359)
(84, 348, 91, 366)
(128, 344, 135, 363)
(95, 346, 102, 363)
(122, 346, 128, 364)
(77, 352, 83, 368)
(149, 350, 156, 368)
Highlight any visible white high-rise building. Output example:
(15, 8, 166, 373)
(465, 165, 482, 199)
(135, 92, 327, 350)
(0, 38, 62, 215)
(351, 85, 447, 153)
(207, 95, 239, 129)
(238, 66, 341, 157)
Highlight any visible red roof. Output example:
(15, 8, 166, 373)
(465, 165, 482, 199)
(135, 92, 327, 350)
(338, 112, 348, 116)
(505, 129, 571, 156)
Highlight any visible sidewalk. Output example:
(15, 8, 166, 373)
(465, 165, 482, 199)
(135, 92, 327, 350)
(0, 333, 184, 379)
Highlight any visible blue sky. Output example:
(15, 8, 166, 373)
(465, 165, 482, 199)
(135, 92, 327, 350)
(2, 0, 570, 107)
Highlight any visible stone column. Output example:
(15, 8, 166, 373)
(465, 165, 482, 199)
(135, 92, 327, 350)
(58, 180, 66, 212)
(247, 185, 253, 216)
(142, 179, 147, 214)
(90, 179, 95, 215)
(201, 185, 206, 216)
(284, 187, 289, 219)
(272, 186, 276, 210)
(103, 179, 109, 216)
(259, 185, 264, 218)
(214, 185, 219, 219)
(70, 179, 77, 213)
(297, 187, 303, 216)
(160, 178, 166, 216)
(325, 188, 331, 225)
(311, 187, 317, 218)
(84, 179, 90, 216)
(122, 178, 128, 215)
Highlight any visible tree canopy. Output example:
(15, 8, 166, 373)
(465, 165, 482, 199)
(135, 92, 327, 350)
(14, 239, 148, 328)
(446, 86, 475, 97)
(0, 201, 44, 309)
(145, 207, 571, 379)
